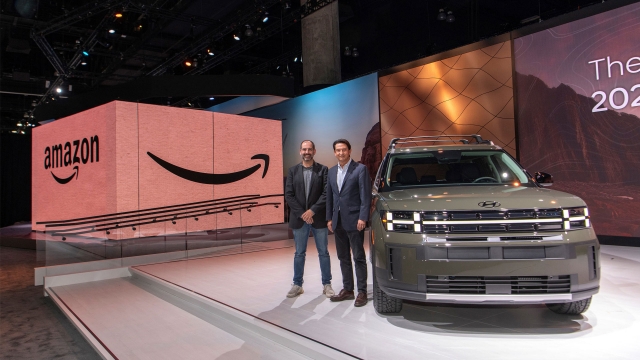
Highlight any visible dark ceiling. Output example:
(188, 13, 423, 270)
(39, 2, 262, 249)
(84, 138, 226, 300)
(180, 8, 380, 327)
(0, 0, 622, 134)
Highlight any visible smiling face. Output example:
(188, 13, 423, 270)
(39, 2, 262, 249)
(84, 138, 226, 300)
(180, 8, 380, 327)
(299, 140, 316, 162)
(334, 142, 351, 165)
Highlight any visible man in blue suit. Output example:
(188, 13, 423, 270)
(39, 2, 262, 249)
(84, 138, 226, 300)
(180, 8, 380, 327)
(326, 139, 372, 307)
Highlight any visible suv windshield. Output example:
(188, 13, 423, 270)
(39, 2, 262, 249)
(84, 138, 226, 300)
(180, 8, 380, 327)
(381, 150, 532, 190)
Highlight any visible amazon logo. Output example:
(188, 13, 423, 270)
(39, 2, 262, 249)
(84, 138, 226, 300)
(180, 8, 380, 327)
(147, 152, 269, 184)
(44, 135, 99, 184)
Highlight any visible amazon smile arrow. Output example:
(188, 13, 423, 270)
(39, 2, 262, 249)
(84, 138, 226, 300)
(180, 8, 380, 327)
(147, 152, 270, 185)
(51, 166, 79, 184)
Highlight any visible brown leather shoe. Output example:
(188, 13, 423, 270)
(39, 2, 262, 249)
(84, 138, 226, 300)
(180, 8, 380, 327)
(330, 289, 355, 302)
(354, 292, 368, 307)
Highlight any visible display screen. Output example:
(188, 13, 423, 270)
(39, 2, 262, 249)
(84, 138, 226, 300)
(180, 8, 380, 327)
(514, 3, 640, 238)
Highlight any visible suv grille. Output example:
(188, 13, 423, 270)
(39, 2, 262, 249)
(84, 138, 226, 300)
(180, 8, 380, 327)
(382, 208, 589, 234)
(425, 275, 571, 294)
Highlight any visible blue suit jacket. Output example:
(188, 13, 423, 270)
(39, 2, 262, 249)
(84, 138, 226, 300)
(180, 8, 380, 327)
(326, 160, 372, 232)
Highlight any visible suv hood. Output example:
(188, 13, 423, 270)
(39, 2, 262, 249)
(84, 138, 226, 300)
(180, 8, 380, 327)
(378, 186, 586, 211)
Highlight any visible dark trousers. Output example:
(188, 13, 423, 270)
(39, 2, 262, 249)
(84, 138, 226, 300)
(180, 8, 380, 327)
(335, 216, 367, 293)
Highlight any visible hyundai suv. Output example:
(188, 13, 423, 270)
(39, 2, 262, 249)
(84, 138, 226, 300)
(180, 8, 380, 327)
(370, 135, 599, 315)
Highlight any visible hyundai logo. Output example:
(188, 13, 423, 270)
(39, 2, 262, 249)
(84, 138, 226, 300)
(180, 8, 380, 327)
(478, 201, 501, 208)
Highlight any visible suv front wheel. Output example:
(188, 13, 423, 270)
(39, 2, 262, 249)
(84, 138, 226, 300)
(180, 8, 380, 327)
(546, 297, 592, 315)
(373, 273, 403, 314)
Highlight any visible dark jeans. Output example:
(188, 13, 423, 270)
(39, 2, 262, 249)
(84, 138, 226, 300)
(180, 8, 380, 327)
(334, 216, 367, 294)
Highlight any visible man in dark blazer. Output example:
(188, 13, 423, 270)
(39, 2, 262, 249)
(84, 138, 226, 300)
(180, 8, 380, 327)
(284, 140, 334, 298)
(326, 138, 372, 307)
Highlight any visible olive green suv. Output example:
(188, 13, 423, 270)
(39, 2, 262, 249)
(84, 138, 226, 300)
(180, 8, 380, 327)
(370, 135, 599, 315)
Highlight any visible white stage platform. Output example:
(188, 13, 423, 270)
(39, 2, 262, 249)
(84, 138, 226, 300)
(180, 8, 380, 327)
(43, 235, 640, 360)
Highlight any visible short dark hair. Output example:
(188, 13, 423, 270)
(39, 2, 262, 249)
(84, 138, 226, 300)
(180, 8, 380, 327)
(300, 140, 315, 149)
(333, 139, 351, 150)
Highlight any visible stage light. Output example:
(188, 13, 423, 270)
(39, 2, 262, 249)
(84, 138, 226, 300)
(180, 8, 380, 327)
(344, 47, 351, 56)
(244, 25, 253, 37)
(207, 48, 214, 56)
(108, 29, 115, 34)
(446, 11, 455, 22)
(20, 130, 25, 135)
(209, 97, 215, 100)
(276, 65, 280, 69)
(294, 57, 298, 62)
(31, 100, 36, 107)
(285, 2, 291, 9)
(17, 121, 23, 127)
(23, 112, 29, 118)
(184, 60, 192, 67)
(56, 87, 62, 93)
(81, 61, 87, 65)
(437, 9, 446, 21)
(82, 50, 89, 56)
(263, 12, 269, 22)
(233, 34, 240, 41)
(11, 130, 18, 133)
(115, 12, 123, 18)
(352, 48, 359, 57)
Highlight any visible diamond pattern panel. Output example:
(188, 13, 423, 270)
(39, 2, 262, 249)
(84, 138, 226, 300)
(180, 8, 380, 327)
(379, 41, 516, 156)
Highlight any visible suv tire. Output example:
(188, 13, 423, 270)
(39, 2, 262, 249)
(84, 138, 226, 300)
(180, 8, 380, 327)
(546, 297, 592, 315)
(373, 274, 403, 314)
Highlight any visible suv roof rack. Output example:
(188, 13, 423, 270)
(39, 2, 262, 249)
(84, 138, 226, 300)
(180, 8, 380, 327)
(388, 134, 493, 150)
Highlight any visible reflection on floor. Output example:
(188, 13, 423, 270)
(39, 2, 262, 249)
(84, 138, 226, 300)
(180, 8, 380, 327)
(136, 239, 640, 359)
(47, 236, 640, 359)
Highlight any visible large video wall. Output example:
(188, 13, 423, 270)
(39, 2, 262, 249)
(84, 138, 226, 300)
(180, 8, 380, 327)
(514, 2, 640, 238)
(379, 41, 516, 157)
(246, 73, 380, 178)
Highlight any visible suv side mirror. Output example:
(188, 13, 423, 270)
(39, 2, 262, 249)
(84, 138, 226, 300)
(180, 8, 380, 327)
(535, 172, 553, 186)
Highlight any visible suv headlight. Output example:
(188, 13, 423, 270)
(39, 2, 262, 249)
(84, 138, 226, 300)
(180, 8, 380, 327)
(380, 210, 422, 232)
(562, 207, 591, 229)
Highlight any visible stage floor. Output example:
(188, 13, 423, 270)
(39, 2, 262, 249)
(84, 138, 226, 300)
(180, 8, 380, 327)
(131, 236, 640, 359)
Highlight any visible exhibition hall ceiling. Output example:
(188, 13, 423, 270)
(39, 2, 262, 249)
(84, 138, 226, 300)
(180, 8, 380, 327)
(1, 0, 609, 132)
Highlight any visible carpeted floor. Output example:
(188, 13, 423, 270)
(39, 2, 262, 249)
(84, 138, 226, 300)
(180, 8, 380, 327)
(0, 246, 100, 359)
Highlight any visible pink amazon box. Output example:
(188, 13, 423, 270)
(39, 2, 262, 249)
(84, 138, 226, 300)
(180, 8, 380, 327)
(32, 101, 283, 238)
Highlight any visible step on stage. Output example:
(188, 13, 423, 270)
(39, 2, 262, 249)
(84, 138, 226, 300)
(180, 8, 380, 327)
(44, 236, 640, 359)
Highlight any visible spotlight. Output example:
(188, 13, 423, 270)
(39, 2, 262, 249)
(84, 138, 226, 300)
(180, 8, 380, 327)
(56, 87, 62, 93)
(294, 57, 298, 62)
(244, 25, 253, 37)
(437, 9, 446, 21)
(344, 47, 351, 56)
(82, 50, 89, 56)
(184, 60, 192, 67)
(446, 11, 455, 22)
(115, 12, 123, 18)
(81, 61, 87, 65)
(17, 121, 23, 127)
(262, 12, 269, 22)
(352, 48, 359, 57)
(108, 29, 115, 34)
(207, 48, 214, 56)
(209, 97, 215, 100)
(233, 34, 240, 41)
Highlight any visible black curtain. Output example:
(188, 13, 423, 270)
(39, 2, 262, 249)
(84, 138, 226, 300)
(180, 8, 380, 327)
(1, 132, 31, 227)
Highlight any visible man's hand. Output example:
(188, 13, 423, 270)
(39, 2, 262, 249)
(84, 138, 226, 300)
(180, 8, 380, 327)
(301, 209, 314, 224)
(357, 219, 366, 231)
(327, 220, 333, 232)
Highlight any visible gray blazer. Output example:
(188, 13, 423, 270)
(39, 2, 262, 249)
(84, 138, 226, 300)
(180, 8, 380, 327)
(326, 160, 372, 232)
(285, 162, 328, 229)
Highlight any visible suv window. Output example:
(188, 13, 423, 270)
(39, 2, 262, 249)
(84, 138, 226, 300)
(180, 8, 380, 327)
(381, 150, 532, 190)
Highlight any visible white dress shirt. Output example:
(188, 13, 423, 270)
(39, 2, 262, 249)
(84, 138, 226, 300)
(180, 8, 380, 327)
(337, 158, 352, 192)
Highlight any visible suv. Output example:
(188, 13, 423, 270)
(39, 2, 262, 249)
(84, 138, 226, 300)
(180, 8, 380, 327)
(370, 135, 599, 315)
